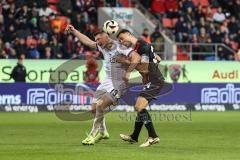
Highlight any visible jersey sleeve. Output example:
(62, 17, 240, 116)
(138, 44, 151, 62)
(118, 45, 134, 57)
(138, 44, 150, 55)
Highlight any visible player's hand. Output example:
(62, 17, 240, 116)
(123, 72, 130, 82)
(65, 24, 75, 33)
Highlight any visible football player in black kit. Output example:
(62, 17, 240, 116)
(116, 29, 165, 147)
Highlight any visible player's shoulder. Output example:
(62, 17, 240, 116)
(114, 41, 129, 50)
(141, 39, 152, 48)
(137, 39, 151, 53)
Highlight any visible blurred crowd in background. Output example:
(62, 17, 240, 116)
(141, 0, 240, 60)
(0, 0, 104, 60)
(0, 0, 239, 61)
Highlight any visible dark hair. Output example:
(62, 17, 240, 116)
(116, 29, 132, 38)
(93, 30, 105, 37)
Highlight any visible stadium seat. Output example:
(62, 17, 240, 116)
(177, 53, 190, 60)
(200, 0, 209, 7)
(192, 0, 199, 6)
(47, 0, 59, 4)
(193, 0, 209, 7)
(162, 18, 173, 28)
(172, 18, 178, 27)
(231, 41, 239, 51)
(151, 0, 166, 14)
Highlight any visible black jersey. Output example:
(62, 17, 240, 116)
(134, 40, 165, 83)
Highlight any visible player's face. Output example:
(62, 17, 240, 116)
(95, 33, 109, 48)
(118, 33, 132, 48)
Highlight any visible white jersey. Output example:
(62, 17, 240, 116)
(97, 40, 133, 81)
(93, 41, 133, 102)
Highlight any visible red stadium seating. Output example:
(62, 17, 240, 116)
(200, 0, 209, 7)
(151, 0, 166, 14)
(162, 18, 172, 28)
(47, 0, 59, 4)
(193, 0, 209, 7)
(162, 18, 178, 28)
(177, 53, 190, 60)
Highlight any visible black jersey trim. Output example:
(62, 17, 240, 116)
(127, 50, 134, 57)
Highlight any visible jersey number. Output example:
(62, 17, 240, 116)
(110, 89, 119, 97)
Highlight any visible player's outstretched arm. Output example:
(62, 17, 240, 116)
(65, 24, 96, 49)
(123, 51, 141, 81)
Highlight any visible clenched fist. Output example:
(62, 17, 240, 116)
(65, 24, 75, 33)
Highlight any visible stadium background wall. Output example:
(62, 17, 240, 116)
(0, 83, 239, 112)
(0, 60, 239, 83)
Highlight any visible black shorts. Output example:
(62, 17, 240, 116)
(139, 79, 165, 102)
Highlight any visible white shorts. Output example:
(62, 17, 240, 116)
(93, 79, 128, 104)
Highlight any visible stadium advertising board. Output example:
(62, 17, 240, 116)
(0, 60, 239, 83)
(0, 83, 239, 112)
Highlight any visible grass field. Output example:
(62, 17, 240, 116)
(0, 111, 239, 160)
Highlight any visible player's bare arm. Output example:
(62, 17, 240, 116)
(65, 24, 97, 49)
(123, 51, 141, 81)
(114, 54, 149, 82)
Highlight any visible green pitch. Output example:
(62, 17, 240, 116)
(0, 111, 239, 160)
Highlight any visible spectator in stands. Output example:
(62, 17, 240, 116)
(44, 47, 52, 59)
(38, 16, 52, 34)
(74, 41, 85, 59)
(205, 6, 214, 22)
(3, 24, 16, 43)
(83, 52, 99, 84)
(14, 4, 30, 30)
(29, 17, 39, 37)
(181, 0, 195, 13)
(3, 42, 15, 58)
(185, 7, 195, 23)
(62, 34, 74, 59)
(218, 37, 234, 60)
(38, 2, 56, 17)
(38, 33, 49, 58)
(151, 26, 164, 53)
(211, 30, 223, 43)
(175, 16, 188, 42)
(14, 38, 28, 58)
(141, 28, 151, 43)
(28, 43, 40, 59)
(57, 0, 73, 16)
(198, 28, 210, 43)
(72, 13, 86, 33)
(0, 0, 239, 62)
(228, 16, 239, 38)
(50, 37, 63, 59)
(10, 54, 27, 82)
(213, 7, 226, 24)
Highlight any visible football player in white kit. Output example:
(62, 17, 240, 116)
(65, 24, 141, 145)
